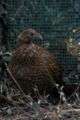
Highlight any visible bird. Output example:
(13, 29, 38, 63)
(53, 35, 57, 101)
(8, 28, 63, 101)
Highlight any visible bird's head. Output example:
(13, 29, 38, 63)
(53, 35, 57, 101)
(17, 28, 43, 45)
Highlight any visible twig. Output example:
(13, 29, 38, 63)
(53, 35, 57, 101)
(4, 62, 32, 103)
(0, 95, 18, 105)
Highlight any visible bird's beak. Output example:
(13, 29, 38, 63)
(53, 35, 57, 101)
(38, 34, 43, 41)
(33, 33, 43, 41)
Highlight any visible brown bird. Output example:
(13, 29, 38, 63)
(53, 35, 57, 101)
(9, 29, 63, 97)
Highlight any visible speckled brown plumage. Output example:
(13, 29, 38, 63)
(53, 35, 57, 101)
(9, 29, 63, 95)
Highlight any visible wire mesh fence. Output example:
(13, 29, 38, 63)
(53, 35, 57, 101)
(0, 0, 80, 83)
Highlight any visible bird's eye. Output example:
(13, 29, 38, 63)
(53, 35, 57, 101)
(30, 33, 33, 36)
